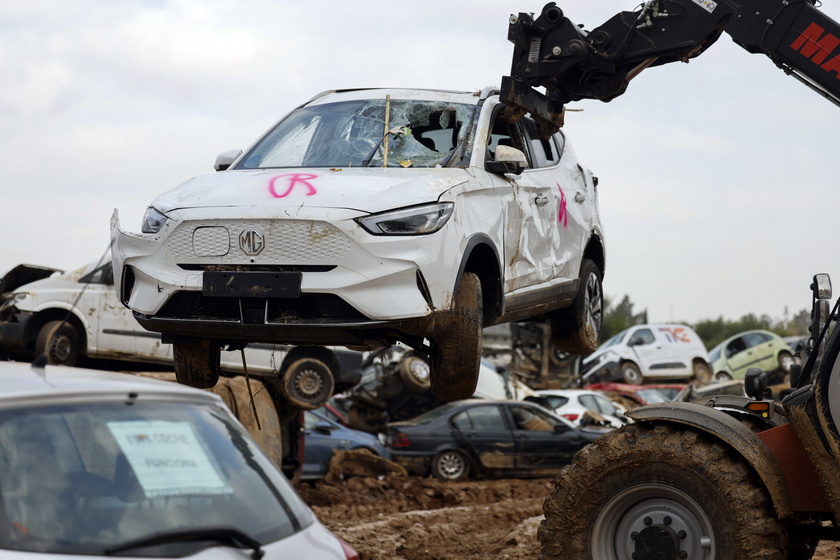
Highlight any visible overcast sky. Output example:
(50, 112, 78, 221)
(2, 0, 839, 326)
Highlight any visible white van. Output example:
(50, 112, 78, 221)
(579, 324, 711, 385)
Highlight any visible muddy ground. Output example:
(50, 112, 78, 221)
(297, 475, 840, 560)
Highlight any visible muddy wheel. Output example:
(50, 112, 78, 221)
(692, 361, 712, 383)
(35, 320, 81, 366)
(715, 371, 733, 381)
(621, 361, 643, 385)
(431, 449, 471, 481)
(399, 354, 432, 393)
(779, 351, 794, 373)
(539, 423, 787, 560)
(550, 259, 603, 356)
(280, 358, 335, 410)
(430, 272, 482, 402)
(173, 340, 221, 388)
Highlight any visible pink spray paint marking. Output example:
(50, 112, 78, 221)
(557, 184, 568, 227)
(269, 173, 319, 198)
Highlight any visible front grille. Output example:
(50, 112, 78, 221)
(157, 292, 368, 323)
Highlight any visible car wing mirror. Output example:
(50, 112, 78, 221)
(314, 422, 333, 435)
(214, 149, 243, 171)
(486, 145, 528, 175)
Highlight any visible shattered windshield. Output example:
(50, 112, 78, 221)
(237, 99, 479, 169)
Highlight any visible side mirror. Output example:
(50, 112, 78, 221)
(744, 368, 771, 400)
(486, 145, 529, 175)
(314, 422, 333, 435)
(214, 149, 243, 171)
(813, 274, 832, 300)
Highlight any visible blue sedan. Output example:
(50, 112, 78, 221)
(302, 408, 391, 480)
(387, 400, 611, 480)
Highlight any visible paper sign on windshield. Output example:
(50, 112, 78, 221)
(108, 421, 231, 498)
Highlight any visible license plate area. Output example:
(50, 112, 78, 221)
(202, 271, 302, 298)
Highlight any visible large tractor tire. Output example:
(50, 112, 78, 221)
(550, 258, 603, 355)
(429, 272, 482, 402)
(539, 423, 788, 560)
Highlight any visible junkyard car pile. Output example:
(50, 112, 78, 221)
(0, 360, 356, 560)
(111, 86, 606, 402)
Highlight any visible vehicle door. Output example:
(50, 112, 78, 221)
(301, 411, 346, 479)
(723, 336, 751, 377)
(653, 325, 697, 376)
(740, 332, 778, 374)
(90, 262, 171, 362)
(451, 404, 516, 470)
(506, 404, 581, 469)
(626, 328, 668, 375)
(520, 119, 591, 284)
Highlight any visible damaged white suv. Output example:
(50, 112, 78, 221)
(112, 87, 605, 401)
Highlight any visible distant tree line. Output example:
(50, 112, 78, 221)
(600, 295, 811, 350)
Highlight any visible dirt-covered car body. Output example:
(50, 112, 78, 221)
(0, 257, 362, 397)
(110, 86, 605, 400)
(0, 360, 355, 560)
(302, 409, 391, 480)
(387, 400, 609, 480)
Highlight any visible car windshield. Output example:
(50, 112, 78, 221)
(599, 330, 627, 350)
(237, 99, 479, 169)
(0, 401, 311, 556)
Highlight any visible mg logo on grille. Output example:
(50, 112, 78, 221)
(239, 229, 265, 255)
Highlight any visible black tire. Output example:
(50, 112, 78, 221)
(431, 449, 471, 481)
(621, 361, 643, 385)
(715, 371, 733, 381)
(430, 272, 482, 402)
(539, 423, 788, 560)
(347, 405, 386, 434)
(398, 354, 432, 393)
(173, 340, 221, 388)
(35, 320, 81, 366)
(692, 361, 712, 383)
(280, 358, 335, 410)
(550, 258, 603, 356)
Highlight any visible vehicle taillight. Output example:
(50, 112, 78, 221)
(562, 413, 579, 422)
(339, 537, 359, 560)
(391, 431, 410, 448)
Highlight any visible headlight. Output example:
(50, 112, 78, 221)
(356, 202, 454, 235)
(141, 207, 169, 234)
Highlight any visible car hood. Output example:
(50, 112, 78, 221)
(151, 168, 470, 216)
(0, 265, 61, 295)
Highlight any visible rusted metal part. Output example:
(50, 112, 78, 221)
(756, 423, 832, 512)
(628, 402, 793, 518)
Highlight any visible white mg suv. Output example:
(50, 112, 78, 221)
(111, 86, 606, 401)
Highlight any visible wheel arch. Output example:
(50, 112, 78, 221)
(456, 234, 502, 326)
(628, 401, 793, 519)
(26, 308, 89, 356)
(583, 234, 605, 278)
(278, 345, 338, 376)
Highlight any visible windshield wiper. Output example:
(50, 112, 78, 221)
(104, 527, 264, 560)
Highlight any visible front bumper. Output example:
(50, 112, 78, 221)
(111, 208, 456, 345)
(0, 311, 36, 354)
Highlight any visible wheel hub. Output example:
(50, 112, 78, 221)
(295, 369, 324, 397)
(633, 523, 680, 560)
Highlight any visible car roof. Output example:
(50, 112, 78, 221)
(0, 360, 221, 408)
(304, 87, 496, 108)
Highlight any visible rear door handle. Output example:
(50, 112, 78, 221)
(575, 192, 586, 203)
(535, 195, 549, 206)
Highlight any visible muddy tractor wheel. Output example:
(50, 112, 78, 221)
(431, 449, 471, 481)
(621, 361, 643, 385)
(399, 354, 432, 393)
(35, 320, 81, 366)
(173, 340, 221, 388)
(280, 358, 335, 410)
(539, 423, 787, 560)
(692, 361, 712, 383)
(550, 258, 603, 355)
(430, 272, 482, 402)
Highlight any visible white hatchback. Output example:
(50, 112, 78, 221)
(112, 87, 606, 401)
(0, 360, 355, 560)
